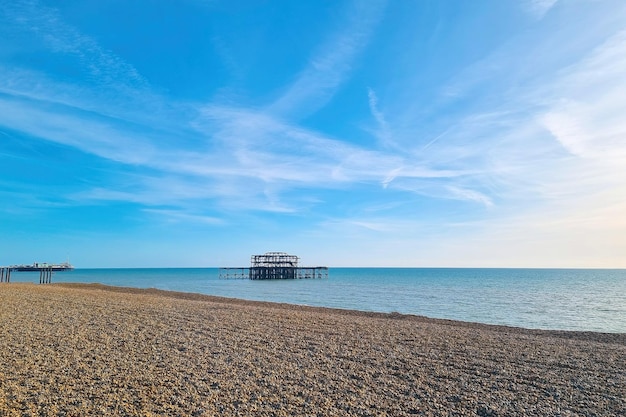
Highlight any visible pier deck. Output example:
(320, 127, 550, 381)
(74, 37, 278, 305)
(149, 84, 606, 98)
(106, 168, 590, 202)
(219, 252, 328, 280)
(219, 266, 328, 280)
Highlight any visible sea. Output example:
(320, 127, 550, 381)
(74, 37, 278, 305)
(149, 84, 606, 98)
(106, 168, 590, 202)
(9, 268, 626, 333)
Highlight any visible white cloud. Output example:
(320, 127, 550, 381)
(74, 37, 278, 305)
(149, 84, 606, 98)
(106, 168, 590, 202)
(1, 0, 472, 217)
(525, 0, 559, 19)
(4, 1, 147, 91)
(541, 30, 626, 160)
(195, 103, 463, 188)
(3, 0, 626, 266)
(0, 96, 159, 165)
(446, 186, 494, 208)
(422, 9, 626, 265)
(268, 0, 386, 119)
(142, 209, 224, 225)
(367, 87, 394, 148)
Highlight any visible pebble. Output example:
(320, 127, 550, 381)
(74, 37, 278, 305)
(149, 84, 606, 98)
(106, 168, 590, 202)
(0, 283, 624, 416)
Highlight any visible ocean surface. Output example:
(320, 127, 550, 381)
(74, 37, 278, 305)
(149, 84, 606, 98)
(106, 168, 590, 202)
(9, 268, 626, 333)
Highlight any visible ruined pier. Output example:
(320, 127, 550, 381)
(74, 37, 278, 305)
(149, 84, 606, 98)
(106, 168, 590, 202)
(219, 252, 328, 280)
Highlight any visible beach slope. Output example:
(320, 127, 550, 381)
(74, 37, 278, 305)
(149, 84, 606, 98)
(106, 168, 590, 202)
(0, 283, 624, 416)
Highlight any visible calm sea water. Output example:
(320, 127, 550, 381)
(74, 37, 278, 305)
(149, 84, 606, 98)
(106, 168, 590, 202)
(10, 268, 626, 333)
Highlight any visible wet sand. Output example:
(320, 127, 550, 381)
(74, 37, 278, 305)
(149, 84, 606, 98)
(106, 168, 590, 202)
(0, 283, 624, 416)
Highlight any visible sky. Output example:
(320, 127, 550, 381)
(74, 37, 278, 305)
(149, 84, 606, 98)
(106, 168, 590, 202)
(1, 0, 625, 268)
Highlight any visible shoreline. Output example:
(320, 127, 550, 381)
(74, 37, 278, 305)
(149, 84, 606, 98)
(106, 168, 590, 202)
(59, 282, 626, 341)
(9, 267, 625, 333)
(1, 283, 625, 415)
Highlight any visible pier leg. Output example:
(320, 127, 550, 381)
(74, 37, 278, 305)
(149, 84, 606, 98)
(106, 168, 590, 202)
(39, 270, 43, 284)
(1, 268, 4, 282)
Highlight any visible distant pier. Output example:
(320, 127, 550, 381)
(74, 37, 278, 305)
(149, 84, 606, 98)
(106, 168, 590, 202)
(219, 252, 328, 280)
(0, 262, 74, 284)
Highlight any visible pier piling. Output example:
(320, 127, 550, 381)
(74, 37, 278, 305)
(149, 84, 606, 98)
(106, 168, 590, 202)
(0, 267, 10, 283)
(39, 267, 53, 284)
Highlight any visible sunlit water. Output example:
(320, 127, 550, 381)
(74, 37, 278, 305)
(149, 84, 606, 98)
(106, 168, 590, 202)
(10, 268, 626, 333)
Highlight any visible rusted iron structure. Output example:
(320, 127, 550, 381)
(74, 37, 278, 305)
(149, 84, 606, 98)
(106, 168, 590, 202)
(219, 252, 328, 280)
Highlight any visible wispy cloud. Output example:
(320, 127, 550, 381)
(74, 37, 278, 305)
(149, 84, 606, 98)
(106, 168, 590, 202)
(194, 103, 465, 187)
(397, 4, 626, 264)
(430, 8, 624, 187)
(525, 0, 559, 19)
(3, 0, 147, 92)
(541, 29, 626, 161)
(2, 0, 625, 267)
(0, 95, 158, 165)
(446, 186, 494, 208)
(268, 0, 386, 119)
(142, 209, 224, 225)
(367, 87, 394, 148)
(2, 0, 479, 221)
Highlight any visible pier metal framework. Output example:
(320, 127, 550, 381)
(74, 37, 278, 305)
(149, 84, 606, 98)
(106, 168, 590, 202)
(219, 252, 328, 280)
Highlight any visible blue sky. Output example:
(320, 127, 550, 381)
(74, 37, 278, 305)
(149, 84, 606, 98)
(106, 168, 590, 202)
(1, 0, 625, 268)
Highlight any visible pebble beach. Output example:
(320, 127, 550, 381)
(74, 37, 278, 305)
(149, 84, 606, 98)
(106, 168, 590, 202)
(0, 283, 624, 416)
